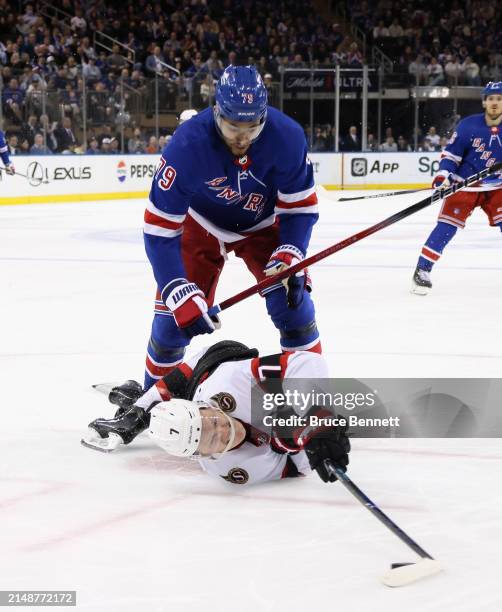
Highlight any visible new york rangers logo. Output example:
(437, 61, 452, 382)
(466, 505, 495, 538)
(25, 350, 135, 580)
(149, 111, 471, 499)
(206, 176, 227, 188)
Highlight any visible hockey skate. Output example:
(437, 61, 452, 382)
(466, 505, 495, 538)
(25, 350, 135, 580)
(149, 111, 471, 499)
(411, 266, 432, 295)
(81, 406, 151, 453)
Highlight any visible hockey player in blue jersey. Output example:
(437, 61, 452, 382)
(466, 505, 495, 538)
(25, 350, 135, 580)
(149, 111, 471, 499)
(142, 65, 320, 389)
(412, 81, 502, 294)
(0, 129, 15, 176)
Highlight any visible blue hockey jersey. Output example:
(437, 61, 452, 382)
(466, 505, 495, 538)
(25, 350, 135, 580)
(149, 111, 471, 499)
(144, 107, 318, 295)
(440, 113, 502, 191)
(0, 130, 11, 167)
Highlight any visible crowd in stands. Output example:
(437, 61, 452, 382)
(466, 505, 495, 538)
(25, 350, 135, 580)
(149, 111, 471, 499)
(0, 0, 366, 154)
(307, 123, 449, 152)
(346, 0, 501, 85)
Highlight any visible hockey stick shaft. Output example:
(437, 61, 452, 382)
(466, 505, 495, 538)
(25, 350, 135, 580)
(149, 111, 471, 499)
(324, 460, 434, 560)
(209, 162, 501, 316)
(338, 188, 431, 202)
(0, 166, 48, 183)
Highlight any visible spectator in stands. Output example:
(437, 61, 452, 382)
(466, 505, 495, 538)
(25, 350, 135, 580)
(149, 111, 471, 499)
(20, 115, 39, 147)
(408, 55, 427, 85)
(109, 137, 120, 154)
(388, 19, 404, 39)
(481, 55, 502, 82)
(341, 126, 361, 151)
(373, 20, 390, 40)
(397, 135, 411, 151)
(86, 137, 100, 154)
(462, 57, 481, 86)
(347, 43, 363, 66)
(380, 136, 397, 152)
(424, 126, 441, 150)
(364, 132, 378, 152)
(311, 126, 329, 152)
(54, 117, 77, 153)
(2, 78, 24, 123)
(30, 133, 52, 155)
(145, 135, 159, 154)
(107, 44, 128, 74)
(39, 114, 58, 152)
(145, 45, 165, 75)
(128, 128, 146, 154)
(200, 74, 215, 106)
(426, 57, 445, 86)
(100, 138, 112, 154)
(444, 55, 464, 85)
(83, 58, 102, 83)
(19, 137, 30, 155)
(7, 134, 19, 156)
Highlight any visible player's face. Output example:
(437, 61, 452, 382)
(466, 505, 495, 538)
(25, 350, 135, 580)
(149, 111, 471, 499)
(483, 95, 502, 120)
(218, 117, 263, 156)
(198, 407, 235, 457)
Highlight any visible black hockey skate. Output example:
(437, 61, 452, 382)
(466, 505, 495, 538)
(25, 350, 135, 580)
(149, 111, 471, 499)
(81, 406, 151, 453)
(411, 266, 432, 295)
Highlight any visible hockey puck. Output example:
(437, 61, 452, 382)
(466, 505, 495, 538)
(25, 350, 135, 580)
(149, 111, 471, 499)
(391, 562, 414, 569)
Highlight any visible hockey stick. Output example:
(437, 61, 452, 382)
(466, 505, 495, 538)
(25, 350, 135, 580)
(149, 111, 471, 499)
(324, 460, 442, 587)
(208, 162, 502, 317)
(338, 187, 431, 202)
(0, 165, 50, 185)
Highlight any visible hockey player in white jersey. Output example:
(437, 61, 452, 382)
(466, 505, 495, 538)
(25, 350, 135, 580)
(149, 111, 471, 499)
(82, 341, 350, 486)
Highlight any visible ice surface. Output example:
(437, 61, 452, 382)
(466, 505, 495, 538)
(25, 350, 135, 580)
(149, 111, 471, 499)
(1, 192, 501, 611)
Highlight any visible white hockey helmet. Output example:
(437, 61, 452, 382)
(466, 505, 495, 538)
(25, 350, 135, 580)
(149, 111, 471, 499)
(149, 399, 202, 456)
(148, 398, 236, 457)
(178, 109, 198, 125)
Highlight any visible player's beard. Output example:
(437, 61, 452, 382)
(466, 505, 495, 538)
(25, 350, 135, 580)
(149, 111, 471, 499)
(227, 138, 251, 156)
(485, 106, 502, 124)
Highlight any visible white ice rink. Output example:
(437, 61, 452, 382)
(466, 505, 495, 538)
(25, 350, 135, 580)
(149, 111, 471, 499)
(1, 191, 501, 611)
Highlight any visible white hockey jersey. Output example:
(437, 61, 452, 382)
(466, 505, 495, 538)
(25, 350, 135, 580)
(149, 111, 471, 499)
(139, 349, 329, 486)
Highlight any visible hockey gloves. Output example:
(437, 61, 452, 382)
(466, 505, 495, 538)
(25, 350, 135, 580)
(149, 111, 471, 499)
(4, 163, 15, 176)
(304, 422, 351, 483)
(164, 279, 221, 338)
(264, 244, 312, 309)
(432, 170, 462, 190)
(271, 406, 350, 483)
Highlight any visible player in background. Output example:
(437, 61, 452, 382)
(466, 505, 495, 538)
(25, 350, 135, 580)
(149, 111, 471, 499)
(412, 81, 502, 294)
(143, 65, 320, 389)
(0, 129, 15, 176)
(82, 341, 350, 486)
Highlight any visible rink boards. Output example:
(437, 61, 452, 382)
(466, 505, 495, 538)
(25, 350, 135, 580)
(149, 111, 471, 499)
(0, 152, 440, 205)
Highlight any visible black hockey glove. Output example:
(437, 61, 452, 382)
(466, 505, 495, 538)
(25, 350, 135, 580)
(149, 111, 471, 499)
(304, 421, 350, 483)
(271, 406, 350, 481)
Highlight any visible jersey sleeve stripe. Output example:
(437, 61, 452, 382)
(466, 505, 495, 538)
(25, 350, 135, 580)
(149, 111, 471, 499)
(277, 185, 316, 203)
(144, 208, 184, 230)
(0, 145, 8, 153)
(275, 204, 319, 215)
(144, 223, 184, 238)
(146, 199, 186, 223)
(276, 191, 318, 209)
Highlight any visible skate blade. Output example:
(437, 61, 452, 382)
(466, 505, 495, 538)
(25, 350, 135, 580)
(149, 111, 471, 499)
(80, 428, 123, 453)
(92, 382, 117, 395)
(410, 282, 430, 296)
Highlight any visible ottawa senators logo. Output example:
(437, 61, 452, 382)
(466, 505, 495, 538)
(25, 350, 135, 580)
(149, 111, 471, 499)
(222, 467, 249, 484)
(210, 392, 237, 413)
